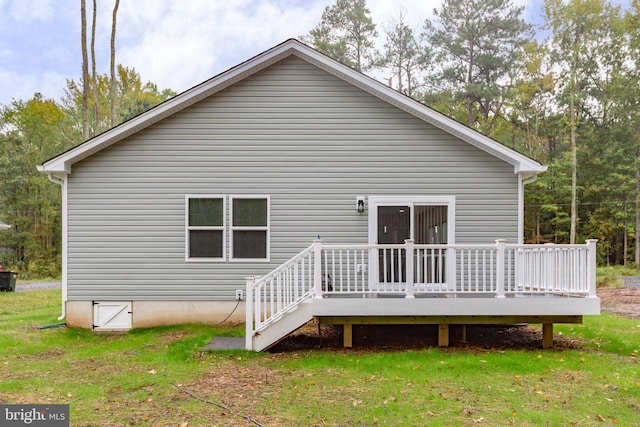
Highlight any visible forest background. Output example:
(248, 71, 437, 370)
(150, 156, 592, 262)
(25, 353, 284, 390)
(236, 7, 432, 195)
(1, 0, 638, 278)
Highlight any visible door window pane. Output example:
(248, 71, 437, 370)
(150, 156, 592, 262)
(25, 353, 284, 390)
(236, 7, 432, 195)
(377, 206, 410, 244)
(377, 206, 410, 283)
(415, 205, 448, 244)
(414, 205, 448, 284)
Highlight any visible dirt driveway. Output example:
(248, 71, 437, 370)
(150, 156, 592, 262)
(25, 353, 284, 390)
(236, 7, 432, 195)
(598, 276, 640, 319)
(15, 281, 61, 292)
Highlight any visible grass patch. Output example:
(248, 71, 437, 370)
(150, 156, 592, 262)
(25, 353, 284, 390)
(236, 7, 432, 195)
(1, 290, 639, 426)
(596, 265, 638, 288)
(267, 348, 640, 426)
(0, 289, 62, 316)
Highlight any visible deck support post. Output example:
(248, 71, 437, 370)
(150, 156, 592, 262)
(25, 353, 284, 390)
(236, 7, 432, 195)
(343, 324, 353, 348)
(542, 323, 553, 349)
(438, 324, 449, 347)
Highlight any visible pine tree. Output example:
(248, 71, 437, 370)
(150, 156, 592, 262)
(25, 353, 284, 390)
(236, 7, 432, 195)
(303, 0, 377, 72)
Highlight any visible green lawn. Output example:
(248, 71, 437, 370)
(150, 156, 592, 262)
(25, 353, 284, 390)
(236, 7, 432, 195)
(1, 289, 639, 426)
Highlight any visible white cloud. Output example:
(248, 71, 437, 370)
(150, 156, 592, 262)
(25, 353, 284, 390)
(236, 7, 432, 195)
(0, 0, 549, 106)
(110, 0, 445, 95)
(114, 0, 331, 94)
(6, 0, 55, 22)
(0, 69, 68, 105)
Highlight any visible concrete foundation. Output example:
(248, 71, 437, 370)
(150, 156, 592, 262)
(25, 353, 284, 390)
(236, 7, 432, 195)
(65, 300, 246, 329)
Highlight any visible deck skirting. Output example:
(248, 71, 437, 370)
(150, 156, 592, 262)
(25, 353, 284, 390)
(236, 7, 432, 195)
(314, 315, 584, 325)
(311, 295, 600, 317)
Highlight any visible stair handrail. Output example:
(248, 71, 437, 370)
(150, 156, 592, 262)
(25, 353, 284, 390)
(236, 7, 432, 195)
(246, 244, 316, 350)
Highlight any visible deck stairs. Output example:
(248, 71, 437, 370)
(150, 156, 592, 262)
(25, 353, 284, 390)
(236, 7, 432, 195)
(245, 244, 317, 351)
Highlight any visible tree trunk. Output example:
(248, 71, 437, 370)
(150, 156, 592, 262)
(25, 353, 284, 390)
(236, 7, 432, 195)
(110, 0, 120, 127)
(635, 148, 640, 269)
(467, 96, 474, 128)
(466, 41, 475, 127)
(405, 65, 412, 97)
(396, 58, 403, 94)
(81, 0, 89, 141)
(91, 0, 98, 136)
(624, 201, 628, 268)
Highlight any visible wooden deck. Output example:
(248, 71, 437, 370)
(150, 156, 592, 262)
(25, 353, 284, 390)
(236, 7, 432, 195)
(245, 240, 599, 351)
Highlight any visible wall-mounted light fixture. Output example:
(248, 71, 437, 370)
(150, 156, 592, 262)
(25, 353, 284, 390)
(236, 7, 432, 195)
(356, 196, 365, 213)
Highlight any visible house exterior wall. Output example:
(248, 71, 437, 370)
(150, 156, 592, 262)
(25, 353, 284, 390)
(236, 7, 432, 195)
(65, 56, 519, 303)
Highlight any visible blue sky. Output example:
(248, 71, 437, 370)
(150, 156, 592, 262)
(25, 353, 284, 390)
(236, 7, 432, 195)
(0, 0, 552, 107)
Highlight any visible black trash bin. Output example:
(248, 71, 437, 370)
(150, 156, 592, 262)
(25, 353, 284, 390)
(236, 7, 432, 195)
(0, 271, 18, 292)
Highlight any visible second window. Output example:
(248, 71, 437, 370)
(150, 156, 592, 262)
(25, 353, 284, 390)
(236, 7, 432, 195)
(230, 196, 270, 261)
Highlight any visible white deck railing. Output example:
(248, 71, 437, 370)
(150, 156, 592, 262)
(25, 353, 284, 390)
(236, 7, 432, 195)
(246, 239, 598, 347)
(245, 244, 316, 345)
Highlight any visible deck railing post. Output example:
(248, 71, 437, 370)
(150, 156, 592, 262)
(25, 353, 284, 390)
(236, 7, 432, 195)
(586, 239, 598, 298)
(245, 276, 255, 351)
(496, 239, 506, 298)
(313, 239, 323, 298)
(446, 247, 456, 292)
(404, 239, 415, 298)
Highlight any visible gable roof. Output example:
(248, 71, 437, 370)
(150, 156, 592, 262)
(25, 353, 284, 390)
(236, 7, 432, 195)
(39, 38, 545, 178)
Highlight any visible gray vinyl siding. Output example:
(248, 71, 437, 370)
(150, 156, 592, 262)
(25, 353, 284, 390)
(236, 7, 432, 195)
(66, 56, 519, 300)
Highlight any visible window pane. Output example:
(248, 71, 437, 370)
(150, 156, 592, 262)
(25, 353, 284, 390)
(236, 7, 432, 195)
(233, 230, 267, 259)
(189, 198, 223, 226)
(233, 198, 267, 226)
(189, 230, 223, 258)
